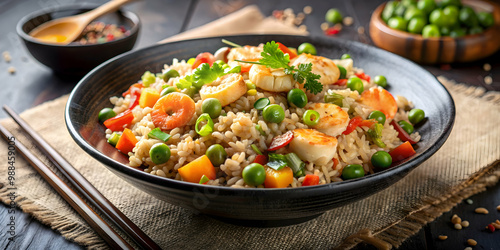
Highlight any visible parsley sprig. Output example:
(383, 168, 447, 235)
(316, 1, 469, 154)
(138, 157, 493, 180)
(176, 63, 241, 90)
(237, 41, 323, 94)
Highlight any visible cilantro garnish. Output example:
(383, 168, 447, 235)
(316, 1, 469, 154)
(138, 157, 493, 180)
(176, 62, 240, 90)
(236, 41, 323, 94)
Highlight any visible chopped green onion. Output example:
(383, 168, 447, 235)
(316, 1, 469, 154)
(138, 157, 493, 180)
(221, 39, 242, 48)
(324, 93, 344, 107)
(367, 123, 386, 148)
(285, 153, 305, 177)
(187, 58, 195, 65)
(141, 71, 156, 87)
(195, 113, 214, 136)
(107, 132, 120, 146)
(148, 128, 171, 142)
(303, 110, 320, 126)
(254, 97, 270, 110)
(251, 144, 263, 155)
(199, 175, 210, 184)
(267, 153, 287, 171)
(224, 65, 241, 74)
(255, 124, 266, 136)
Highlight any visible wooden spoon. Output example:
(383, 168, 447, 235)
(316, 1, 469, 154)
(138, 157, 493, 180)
(29, 0, 133, 45)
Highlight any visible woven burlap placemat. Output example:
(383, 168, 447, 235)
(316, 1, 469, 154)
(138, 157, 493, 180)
(1, 6, 499, 249)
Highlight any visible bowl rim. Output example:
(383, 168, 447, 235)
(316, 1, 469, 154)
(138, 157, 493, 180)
(370, 0, 500, 42)
(65, 34, 456, 195)
(16, 3, 140, 48)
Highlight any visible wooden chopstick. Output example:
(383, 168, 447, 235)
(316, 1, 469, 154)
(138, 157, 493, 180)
(3, 106, 161, 250)
(0, 124, 132, 249)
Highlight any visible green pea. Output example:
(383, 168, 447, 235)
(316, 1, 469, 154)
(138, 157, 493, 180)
(429, 9, 447, 27)
(459, 7, 478, 28)
(338, 65, 347, 79)
(443, 6, 459, 27)
(325, 8, 343, 24)
(287, 88, 308, 108)
(149, 143, 171, 165)
(263, 104, 285, 123)
(242, 163, 266, 186)
(438, 0, 461, 8)
(341, 53, 352, 59)
(422, 24, 441, 38)
(450, 27, 466, 37)
(373, 75, 388, 88)
(417, 0, 436, 15)
(162, 69, 180, 82)
(202, 98, 222, 119)
(246, 81, 256, 89)
(161, 86, 178, 96)
(398, 120, 414, 134)
(440, 26, 452, 36)
(342, 164, 365, 180)
(388, 16, 408, 31)
(181, 86, 197, 98)
(98, 108, 116, 122)
(371, 151, 392, 168)
(477, 12, 494, 28)
(368, 111, 387, 125)
(404, 7, 425, 21)
(408, 108, 425, 124)
(407, 17, 426, 34)
(347, 77, 364, 93)
(382, 1, 398, 22)
(297, 42, 317, 55)
(205, 144, 227, 167)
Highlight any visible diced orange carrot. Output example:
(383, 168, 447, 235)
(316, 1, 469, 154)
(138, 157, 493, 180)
(264, 167, 293, 188)
(276, 42, 297, 59)
(115, 128, 138, 154)
(302, 174, 320, 186)
(178, 155, 216, 183)
(139, 88, 160, 108)
(389, 141, 416, 162)
(359, 88, 398, 119)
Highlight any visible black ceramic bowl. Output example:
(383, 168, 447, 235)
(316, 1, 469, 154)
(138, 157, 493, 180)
(66, 35, 455, 227)
(17, 3, 140, 76)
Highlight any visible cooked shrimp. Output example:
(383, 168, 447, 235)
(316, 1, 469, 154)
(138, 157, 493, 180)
(227, 45, 263, 72)
(359, 87, 398, 119)
(200, 73, 247, 106)
(289, 129, 338, 165)
(248, 64, 295, 92)
(290, 54, 340, 85)
(305, 103, 349, 137)
(151, 92, 195, 130)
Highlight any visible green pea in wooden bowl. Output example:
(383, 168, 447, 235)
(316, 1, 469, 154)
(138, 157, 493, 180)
(369, 0, 500, 64)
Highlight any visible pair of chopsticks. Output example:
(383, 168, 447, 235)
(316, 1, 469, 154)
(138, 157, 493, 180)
(0, 106, 161, 249)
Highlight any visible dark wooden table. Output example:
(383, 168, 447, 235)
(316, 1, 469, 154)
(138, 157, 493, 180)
(0, 0, 498, 249)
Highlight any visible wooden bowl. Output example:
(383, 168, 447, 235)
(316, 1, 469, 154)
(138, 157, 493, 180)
(369, 0, 500, 64)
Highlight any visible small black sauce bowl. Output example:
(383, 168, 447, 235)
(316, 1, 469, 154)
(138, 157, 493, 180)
(16, 3, 140, 76)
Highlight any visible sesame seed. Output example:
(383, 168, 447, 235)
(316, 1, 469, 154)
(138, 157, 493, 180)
(484, 76, 493, 85)
(483, 63, 491, 71)
(2, 51, 11, 63)
(475, 207, 489, 214)
(438, 235, 448, 240)
(454, 223, 462, 230)
(321, 22, 329, 31)
(303, 6, 312, 15)
(467, 239, 477, 246)
(451, 214, 461, 224)
(466, 199, 473, 204)
(343, 16, 354, 26)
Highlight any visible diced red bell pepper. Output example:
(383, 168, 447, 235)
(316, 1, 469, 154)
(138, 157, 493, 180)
(103, 109, 134, 131)
(122, 83, 143, 97)
(253, 154, 268, 165)
(268, 131, 294, 151)
(390, 120, 418, 144)
(332, 158, 339, 170)
(192, 52, 215, 69)
(302, 174, 320, 186)
(334, 79, 348, 86)
(343, 116, 363, 135)
(277, 42, 297, 59)
(389, 141, 416, 162)
(355, 72, 371, 82)
(359, 119, 376, 128)
(240, 58, 260, 73)
(325, 27, 340, 35)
